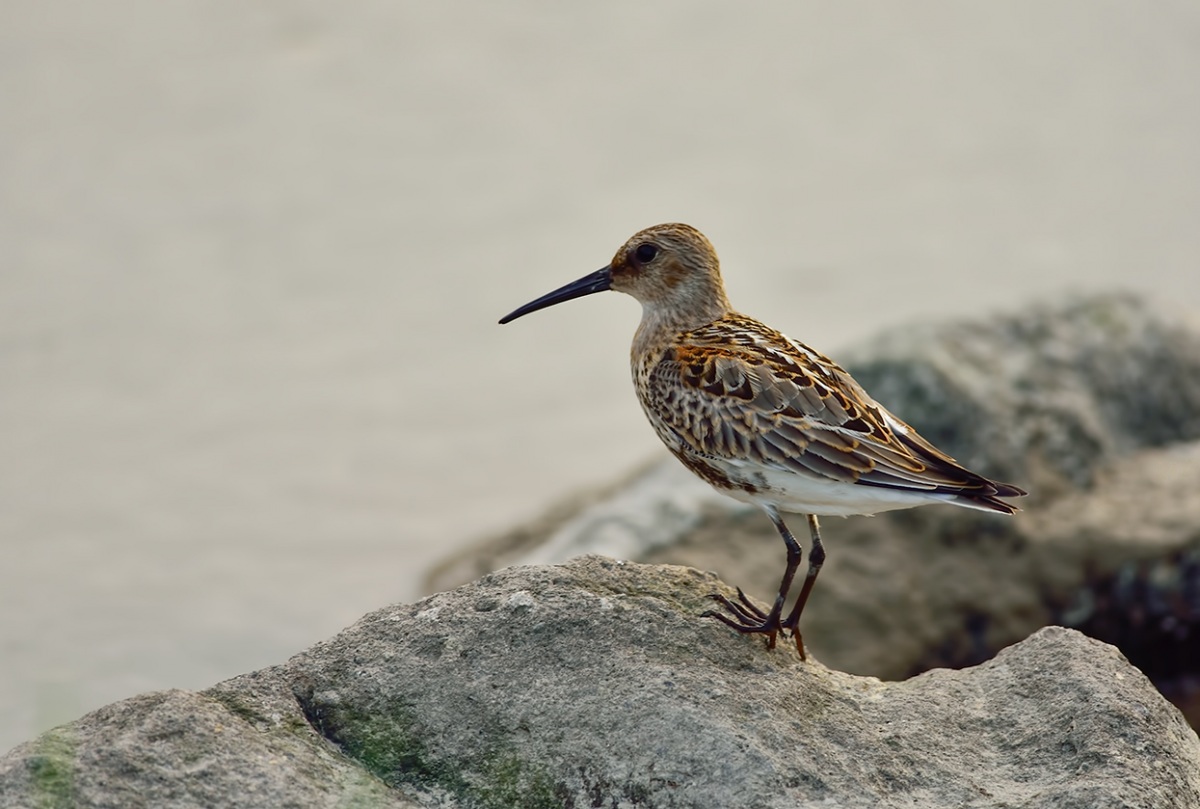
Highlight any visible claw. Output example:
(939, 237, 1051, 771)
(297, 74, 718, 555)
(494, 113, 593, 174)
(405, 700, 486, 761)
(701, 589, 786, 651)
(705, 593, 764, 626)
(701, 608, 780, 649)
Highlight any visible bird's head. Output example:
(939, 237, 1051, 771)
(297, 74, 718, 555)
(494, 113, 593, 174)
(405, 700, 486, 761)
(499, 223, 730, 325)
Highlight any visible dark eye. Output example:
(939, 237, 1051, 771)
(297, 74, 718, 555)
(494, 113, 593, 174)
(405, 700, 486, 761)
(635, 243, 658, 263)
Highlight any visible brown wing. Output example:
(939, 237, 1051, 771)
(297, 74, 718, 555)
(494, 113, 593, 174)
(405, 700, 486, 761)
(645, 315, 1022, 502)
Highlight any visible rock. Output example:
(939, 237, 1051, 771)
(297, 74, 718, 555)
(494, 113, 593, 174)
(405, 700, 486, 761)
(0, 689, 417, 809)
(842, 292, 1200, 491)
(424, 293, 1200, 727)
(3, 558, 1198, 808)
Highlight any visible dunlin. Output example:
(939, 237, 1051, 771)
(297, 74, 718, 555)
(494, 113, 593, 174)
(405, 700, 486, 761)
(499, 223, 1025, 657)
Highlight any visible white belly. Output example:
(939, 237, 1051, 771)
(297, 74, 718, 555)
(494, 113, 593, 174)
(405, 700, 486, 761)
(710, 461, 952, 517)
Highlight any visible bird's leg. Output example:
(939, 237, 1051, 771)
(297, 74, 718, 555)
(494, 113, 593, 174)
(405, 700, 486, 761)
(702, 506, 803, 651)
(780, 514, 826, 658)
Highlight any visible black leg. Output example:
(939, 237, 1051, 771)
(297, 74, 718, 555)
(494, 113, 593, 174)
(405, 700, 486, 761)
(702, 505, 803, 651)
(781, 514, 825, 658)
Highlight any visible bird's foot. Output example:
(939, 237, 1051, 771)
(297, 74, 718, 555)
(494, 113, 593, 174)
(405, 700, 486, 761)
(701, 590, 809, 660)
(708, 587, 768, 623)
(701, 590, 784, 651)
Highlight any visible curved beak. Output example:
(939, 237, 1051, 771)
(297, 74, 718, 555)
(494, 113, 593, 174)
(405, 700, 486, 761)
(498, 266, 612, 324)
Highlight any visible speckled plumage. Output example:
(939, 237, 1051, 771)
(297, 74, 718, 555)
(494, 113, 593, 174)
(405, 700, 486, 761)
(633, 311, 1024, 516)
(500, 223, 1025, 655)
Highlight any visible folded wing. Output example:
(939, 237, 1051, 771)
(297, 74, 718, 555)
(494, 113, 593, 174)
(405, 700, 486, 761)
(644, 316, 1024, 511)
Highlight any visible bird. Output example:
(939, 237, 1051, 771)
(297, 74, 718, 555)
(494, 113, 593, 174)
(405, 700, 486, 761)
(498, 223, 1025, 657)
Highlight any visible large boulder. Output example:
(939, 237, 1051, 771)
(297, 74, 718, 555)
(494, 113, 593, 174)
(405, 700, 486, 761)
(3, 558, 1197, 808)
(425, 293, 1200, 726)
(842, 292, 1200, 490)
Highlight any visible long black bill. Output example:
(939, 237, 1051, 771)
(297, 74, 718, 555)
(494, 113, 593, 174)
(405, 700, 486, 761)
(498, 266, 612, 324)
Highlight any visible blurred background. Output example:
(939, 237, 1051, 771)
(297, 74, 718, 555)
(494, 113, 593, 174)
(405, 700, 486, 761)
(3, 1, 1199, 753)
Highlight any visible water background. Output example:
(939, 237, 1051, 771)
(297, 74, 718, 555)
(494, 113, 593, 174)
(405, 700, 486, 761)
(4, 1, 1199, 752)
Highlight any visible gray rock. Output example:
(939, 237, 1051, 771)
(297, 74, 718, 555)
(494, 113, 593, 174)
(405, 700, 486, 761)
(0, 688, 417, 809)
(3, 557, 1198, 808)
(842, 292, 1200, 490)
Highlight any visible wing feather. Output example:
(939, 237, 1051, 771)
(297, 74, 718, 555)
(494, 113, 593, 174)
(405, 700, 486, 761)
(641, 315, 1019, 502)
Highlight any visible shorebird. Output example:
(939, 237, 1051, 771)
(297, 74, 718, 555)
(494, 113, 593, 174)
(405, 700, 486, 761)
(499, 223, 1025, 657)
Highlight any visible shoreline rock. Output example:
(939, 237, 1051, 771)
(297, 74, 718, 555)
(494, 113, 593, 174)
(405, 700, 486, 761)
(3, 557, 1198, 808)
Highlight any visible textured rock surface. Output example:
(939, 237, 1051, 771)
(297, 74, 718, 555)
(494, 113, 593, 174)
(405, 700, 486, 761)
(3, 558, 1198, 808)
(842, 292, 1200, 490)
(0, 688, 417, 809)
(425, 293, 1200, 725)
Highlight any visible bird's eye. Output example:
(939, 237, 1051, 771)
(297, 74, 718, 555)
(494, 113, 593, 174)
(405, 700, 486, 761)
(635, 243, 658, 263)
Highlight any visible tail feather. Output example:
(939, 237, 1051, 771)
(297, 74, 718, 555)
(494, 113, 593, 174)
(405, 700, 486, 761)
(884, 424, 1027, 514)
(858, 472, 1027, 514)
(946, 490, 1023, 515)
(991, 481, 1028, 499)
